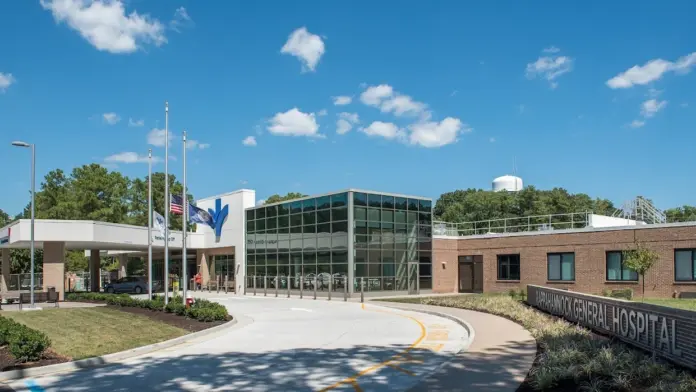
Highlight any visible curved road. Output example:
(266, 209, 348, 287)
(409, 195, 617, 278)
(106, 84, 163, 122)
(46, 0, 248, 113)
(7, 294, 470, 391)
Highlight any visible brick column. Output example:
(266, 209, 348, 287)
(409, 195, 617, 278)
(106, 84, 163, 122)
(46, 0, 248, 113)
(43, 242, 66, 300)
(1, 249, 10, 293)
(90, 249, 101, 292)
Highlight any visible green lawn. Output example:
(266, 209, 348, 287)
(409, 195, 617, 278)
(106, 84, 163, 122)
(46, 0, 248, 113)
(642, 298, 696, 312)
(2, 307, 186, 360)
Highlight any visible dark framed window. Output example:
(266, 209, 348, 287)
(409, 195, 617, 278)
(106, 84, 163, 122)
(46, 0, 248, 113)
(278, 203, 290, 216)
(606, 251, 638, 281)
(316, 196, 331, 210)
(675, 249, 696, 282)
(497, 254, 520, 280)
(395, 197, 407, 210)
(547, 253, 575, 281)
(331, 193, 347, 208)
(290, 201, 302, 214)
(303, 198, 316, 212)
(246, 210, 255, 220)
(407, 199, 418, 211)
(382, 196, 395, 209)
(353, 192, 367, 206)
(367, 194, 381, 208)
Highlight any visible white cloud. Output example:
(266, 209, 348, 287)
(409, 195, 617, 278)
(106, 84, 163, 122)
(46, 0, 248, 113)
(147, 128, 172, 147)
(360, 84, 427, 117)
(317, 109, 328, 116)
(629, 120, 645, 128)
(361, 121, 405, 140)
(640, 99, 667, 118)
(128, 118, 144, 127)
(104, 151, 159, 164)
(0, 72, 15, 92)
(267, 108, 321, 137)
(526, 54, 574, 88)
(185, 139, 209, 150)
(647, 88, 663, 98)
(543, 46, 560, 53)
(332, 96, 352, 105)
(256, 199, 266, 206)
(409, 117, 468, 148)
(40, 0, 167, 54)
(280, 27, 325, 72)
(170, 6, 193, 32)
(242, 136, 257, 146)
(103, 112, 120, 125)
(198, 143, 210, 149)
(606, 52, 696, 89)
(336, 112, 359, 135)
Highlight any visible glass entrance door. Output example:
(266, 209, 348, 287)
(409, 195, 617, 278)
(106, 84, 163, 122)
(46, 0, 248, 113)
(407, 261, 419, 294)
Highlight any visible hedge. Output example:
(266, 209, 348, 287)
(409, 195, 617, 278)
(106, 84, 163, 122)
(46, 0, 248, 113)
(65, 293, 228, 322)
(0, 316, 51, 362)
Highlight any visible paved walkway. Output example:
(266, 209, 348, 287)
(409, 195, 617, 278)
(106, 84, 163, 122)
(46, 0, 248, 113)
(377, 302, 537, 392)
(4, 295, 470, 391)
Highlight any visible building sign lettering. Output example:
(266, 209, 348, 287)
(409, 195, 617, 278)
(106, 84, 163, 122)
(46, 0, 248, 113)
(535, 290, 681, 356)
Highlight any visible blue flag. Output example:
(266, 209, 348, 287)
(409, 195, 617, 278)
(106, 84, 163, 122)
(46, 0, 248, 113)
(189, 203, 214, 228)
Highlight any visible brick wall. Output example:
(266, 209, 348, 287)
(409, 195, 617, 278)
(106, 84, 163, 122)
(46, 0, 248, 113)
(433, 225, 696, 298)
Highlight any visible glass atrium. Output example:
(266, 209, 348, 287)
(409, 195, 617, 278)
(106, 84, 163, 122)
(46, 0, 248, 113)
(244, 190, 433, 295)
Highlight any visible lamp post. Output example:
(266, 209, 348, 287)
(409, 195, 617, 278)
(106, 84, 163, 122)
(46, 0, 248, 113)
(11, 141, 35, 308)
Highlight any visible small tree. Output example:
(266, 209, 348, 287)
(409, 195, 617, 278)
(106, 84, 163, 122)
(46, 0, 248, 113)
(623, 242, 659, 301)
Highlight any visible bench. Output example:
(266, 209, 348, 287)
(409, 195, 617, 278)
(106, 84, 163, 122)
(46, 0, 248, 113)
(679, 291, 696, 299)
(19, 291, 59, 310)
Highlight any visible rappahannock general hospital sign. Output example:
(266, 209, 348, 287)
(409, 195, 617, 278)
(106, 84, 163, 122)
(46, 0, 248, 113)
(527, 285, 696, 370)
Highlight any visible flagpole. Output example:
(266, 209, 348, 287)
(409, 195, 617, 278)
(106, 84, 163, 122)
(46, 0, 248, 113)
(182, 130, 188, 305)
(164, 101, 170, 305)
(148, 149, 153, 300)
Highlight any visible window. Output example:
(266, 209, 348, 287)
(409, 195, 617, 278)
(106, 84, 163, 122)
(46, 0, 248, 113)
(547, 253, 575, 281)
(606, 251, 638, 281)
(675, 249, 696, 281)
(353, 192, 367, 206)
(497, 254, 520, 280)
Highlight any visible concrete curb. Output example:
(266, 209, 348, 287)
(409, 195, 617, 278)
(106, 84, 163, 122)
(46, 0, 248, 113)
(0, 316, 237, 382)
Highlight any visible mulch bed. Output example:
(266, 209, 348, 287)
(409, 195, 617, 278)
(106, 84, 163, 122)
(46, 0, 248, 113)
(0, 347, 69, 372)
(105, 305, 229, 332)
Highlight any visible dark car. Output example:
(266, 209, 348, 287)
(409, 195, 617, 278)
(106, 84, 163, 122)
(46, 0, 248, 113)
(104, 277, 148, 294)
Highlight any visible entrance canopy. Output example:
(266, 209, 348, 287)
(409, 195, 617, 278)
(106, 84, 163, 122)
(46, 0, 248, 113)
(0, 219, 205, 251)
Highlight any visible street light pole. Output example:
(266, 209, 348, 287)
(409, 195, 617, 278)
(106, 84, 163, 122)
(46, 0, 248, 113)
(148, 149, 153, 300)
(11, 141, 35, 308)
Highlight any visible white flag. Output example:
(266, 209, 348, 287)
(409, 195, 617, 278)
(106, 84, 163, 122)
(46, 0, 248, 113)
(153, 210, 166, 237)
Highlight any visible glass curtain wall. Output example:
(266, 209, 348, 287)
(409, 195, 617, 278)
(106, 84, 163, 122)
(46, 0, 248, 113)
(246, 192, 349, 291)
(353, 192, 432, 292)
(213, 254, 235, 284)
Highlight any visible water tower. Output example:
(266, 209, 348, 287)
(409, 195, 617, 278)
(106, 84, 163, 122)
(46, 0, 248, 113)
(493, 175, 523, 192)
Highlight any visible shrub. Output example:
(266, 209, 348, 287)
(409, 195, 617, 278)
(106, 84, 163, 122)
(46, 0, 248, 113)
(607, 288, 633, 300)
(0, 316, 51, 363)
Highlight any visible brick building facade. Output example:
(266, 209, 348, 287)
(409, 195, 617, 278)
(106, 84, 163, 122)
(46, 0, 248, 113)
(433, 222, 696, 298)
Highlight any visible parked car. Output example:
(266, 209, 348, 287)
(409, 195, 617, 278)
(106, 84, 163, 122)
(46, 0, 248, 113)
(104, 277, 148, 294)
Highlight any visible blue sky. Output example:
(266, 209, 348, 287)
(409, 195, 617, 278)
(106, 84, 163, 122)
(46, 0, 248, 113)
(1, 1, 695, 216)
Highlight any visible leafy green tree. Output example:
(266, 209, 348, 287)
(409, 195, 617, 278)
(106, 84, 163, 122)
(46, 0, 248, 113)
(9, 249, 43, 274)
(65, 250, 88, 272)
(127, 172, 193, 231)
(623, 242, 659, 301)
(665, 205, 696, 223)
(0, 208, 10, 227)
(264, 192, 307, 204)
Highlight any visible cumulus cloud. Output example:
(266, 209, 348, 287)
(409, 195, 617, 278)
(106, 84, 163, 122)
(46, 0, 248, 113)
(332, 96, 352, 105)
(336, 112, 359, 135)
(640, 99, 667, 118)
(267, 108, 322, 137)
(242, 136, 257, 146)
(40, 0, 167, 54)
(606, 52, 696, 89)
(317, 109, 328, 116)
(128, 118, 144, 127)
(361, 121, 405, 140)
(170, 6, 193, 32)
(104, 151, 159, 164)
(185, 139, 210, 150)
(0, 72, 15, 92)
(360, 84, 427, 117)
(147, 128, 172, 147)
(281, 27, 325, 72)
(629, 120, 645, 129)
(103, 112, 120, 125)
(409, 117, 468, 148)
(543, 46, 560, 54)
(525, 51, 574, 89)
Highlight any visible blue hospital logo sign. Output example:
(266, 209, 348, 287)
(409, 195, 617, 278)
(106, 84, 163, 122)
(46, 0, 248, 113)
(208, 198, 228, 237)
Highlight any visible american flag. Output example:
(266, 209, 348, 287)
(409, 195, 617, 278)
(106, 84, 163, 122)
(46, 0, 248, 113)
(170, 194, 185, 215)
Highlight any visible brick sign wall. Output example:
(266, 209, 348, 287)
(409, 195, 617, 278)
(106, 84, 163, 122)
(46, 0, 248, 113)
(527, 285, 696, 370)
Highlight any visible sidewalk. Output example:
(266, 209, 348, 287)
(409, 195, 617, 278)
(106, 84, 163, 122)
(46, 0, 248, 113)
(377, 301, 536, 392)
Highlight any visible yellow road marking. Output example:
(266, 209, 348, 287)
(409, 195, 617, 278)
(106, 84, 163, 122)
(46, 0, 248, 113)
(318, 304, 427, 391)
(426, 330, 449, 341)
(386, 364, 416, 376)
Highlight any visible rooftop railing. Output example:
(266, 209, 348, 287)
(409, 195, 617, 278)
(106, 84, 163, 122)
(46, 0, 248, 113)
(434, 211, 592, 237)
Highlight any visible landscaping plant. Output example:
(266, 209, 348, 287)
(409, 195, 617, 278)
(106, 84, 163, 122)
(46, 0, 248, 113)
(622, 241, 659, 301)
(0, 316, 51, 362)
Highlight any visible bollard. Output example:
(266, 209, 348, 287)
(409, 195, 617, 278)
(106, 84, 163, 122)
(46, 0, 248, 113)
(264, 276, 267, 296)
(275, 275, 279, 297)
(360, 277, 364, 303)
(313, 277, 317, 300)
(328, 278, 332, 301)
(300, 276, 304, 299)
(253, 275, 257, 296)
(287, 276, 291, 298)
(344, 277, 347, 302)
(225, 276, 228, 294)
